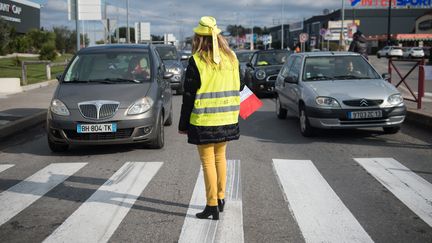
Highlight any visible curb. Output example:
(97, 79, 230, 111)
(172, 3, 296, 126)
(22, 80, 57, 92)
(0, 110, 47, 139)
(405, 109, 432, 130)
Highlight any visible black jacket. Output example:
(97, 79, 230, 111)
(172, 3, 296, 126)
(349, 35, 368, 58)
(178, 57, 242, 145)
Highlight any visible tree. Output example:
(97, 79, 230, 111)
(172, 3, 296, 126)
(27, 29, 56, 51)
(39, 43, 57, 61)
(118, 27, 135, 43)
(0, 18, 12, 55)
(53, 26, 72, 53)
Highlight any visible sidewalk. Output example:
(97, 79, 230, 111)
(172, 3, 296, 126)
(0, 83, 56, 139)
(0, 80, 431, 140)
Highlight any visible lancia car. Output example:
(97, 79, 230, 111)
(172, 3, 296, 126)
(47, 44, 173, 152)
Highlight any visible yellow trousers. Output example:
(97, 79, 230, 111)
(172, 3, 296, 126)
(197, 142, 227, 206)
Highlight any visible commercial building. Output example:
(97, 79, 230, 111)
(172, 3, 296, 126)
(0, 0, 40, 34)
(270, 4, 431, 52)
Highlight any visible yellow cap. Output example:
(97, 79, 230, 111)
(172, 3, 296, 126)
(193, 16, 221, 64)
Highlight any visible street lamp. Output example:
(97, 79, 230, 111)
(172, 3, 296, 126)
(281, 0, 284, 49)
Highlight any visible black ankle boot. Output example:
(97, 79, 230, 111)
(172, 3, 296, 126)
(196, 205, 219, 220)
(218, 199, 225, 212)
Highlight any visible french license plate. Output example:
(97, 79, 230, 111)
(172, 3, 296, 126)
(348, 110, 382, 119)
(77, 123, 117, 133)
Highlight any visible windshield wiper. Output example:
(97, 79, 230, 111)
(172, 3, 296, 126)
(64, 79, 90, 83)
(333, 75, 371, 80)
(305, 75, 333, 81)
(89, 78, 141, 83)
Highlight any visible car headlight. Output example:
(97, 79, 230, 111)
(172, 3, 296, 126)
(255, 70, 266, 80)
(127, 97, 153, 115)
(50, 99, 70, 116)
(387, 94, 403, 105)
(315, 97, 341, 108)
(168, 67, 182, 75)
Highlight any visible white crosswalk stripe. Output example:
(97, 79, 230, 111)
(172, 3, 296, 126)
(179, 160, 244, 243)
(273, 159, 374, 243)
(0, 163, 87, 226)
(355, 158, 432, 227)
(43, 162, 163, 243)
(0, 164, 14, 174)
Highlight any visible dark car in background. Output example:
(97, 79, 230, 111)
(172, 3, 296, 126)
(155, 45, 185, 94)
(179, 49, 192, 72)
(47, 44, 173, 152)
(235, 50, 255, 81)
(244, 49, 291, 96)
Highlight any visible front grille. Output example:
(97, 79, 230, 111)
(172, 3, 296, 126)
(343, 99, 383, 107)
(78, 101, 119, 120)
(79, 104, 97, 119)
(99, 104, 118, 119)
(64, 128, 134, 140)
(266, 75, 278, 82)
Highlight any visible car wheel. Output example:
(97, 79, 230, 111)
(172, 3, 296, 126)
(377, 54, 381, 59)
(149, 114, 164, 149)
(276, 96, 287, 119)
(48, 138, 69, 152)
(164, 107, 173, 126)
(299, 105, 314, 137)
(383, 126, 400, 134)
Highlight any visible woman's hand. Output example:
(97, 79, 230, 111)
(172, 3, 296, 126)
(178, 130, 187, 135)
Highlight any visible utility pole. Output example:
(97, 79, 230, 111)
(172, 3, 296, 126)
(340, 0, 345, 50)
(387, 0, 392, 45)
(126, 0, 130, 43)
(75, 0, 80, 52)
(281, 0, 284, 49)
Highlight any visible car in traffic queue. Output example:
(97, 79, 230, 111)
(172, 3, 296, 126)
(243, 49, 291, 96)
(179, 49, 192, 72)
(47, 44, 174, 152)
(275, 52, 406, 137)
(235, 50, 255, 81)
(155, 44, 185, 94)
(402, 47, 425, 59)
(377, 46, 403, 58)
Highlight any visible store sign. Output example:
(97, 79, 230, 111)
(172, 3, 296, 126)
(0, 2, 22, 15)
(350, 0, 431, 8)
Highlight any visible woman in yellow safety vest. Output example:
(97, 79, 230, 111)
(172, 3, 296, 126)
(178, 16, 241, 220)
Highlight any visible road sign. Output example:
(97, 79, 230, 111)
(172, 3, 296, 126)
(299, 33, 309, 43)
(319, 28, 327, 37)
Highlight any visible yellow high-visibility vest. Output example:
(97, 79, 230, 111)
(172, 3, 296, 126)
(190, 52, 240, 126)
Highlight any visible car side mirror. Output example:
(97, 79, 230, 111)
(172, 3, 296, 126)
(246, 63, 254, 68)
(56, 74, 62, 81)
(163, 72, 174, 79)
(284, 76, 297, 83)
(382, 73, 390, 81)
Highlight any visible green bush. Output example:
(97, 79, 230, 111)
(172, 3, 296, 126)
(39, 44, 57, 61)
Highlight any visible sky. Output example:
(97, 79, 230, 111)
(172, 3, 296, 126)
(30, 0, 344, 42)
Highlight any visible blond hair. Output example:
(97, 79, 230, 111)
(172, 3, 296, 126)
(192, 34, 237, 67)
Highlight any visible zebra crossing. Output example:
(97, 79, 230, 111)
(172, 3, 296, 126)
(0, 157, 431, 242)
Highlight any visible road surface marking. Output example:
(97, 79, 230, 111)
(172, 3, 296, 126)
(0, 164, 14, 174)
(43, 162, 163, 243)
(355, 158, 432, 227)
(0, 163, 87, 226)
(273, 159, 374, 243)
(179, 160, 244, 243)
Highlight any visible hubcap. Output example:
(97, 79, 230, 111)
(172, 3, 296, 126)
(300, 110, 306, 132)
(276, 98, 280, 115)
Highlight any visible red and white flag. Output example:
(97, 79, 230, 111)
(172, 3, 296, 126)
(239, 86, 263, 120)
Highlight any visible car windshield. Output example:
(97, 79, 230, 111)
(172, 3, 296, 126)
(303, 56, 381, 81)
(156, 47, 178, 60)
(236, 52, 253, 62)
(255, 51, 289, 66)
(63, 52, 151, 83)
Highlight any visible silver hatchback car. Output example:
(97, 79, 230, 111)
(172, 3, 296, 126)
(275, 52, 406, 136)
(47, 44, 173, 151)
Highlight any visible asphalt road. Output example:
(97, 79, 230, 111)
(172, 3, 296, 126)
(0, 95, 431, 243)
